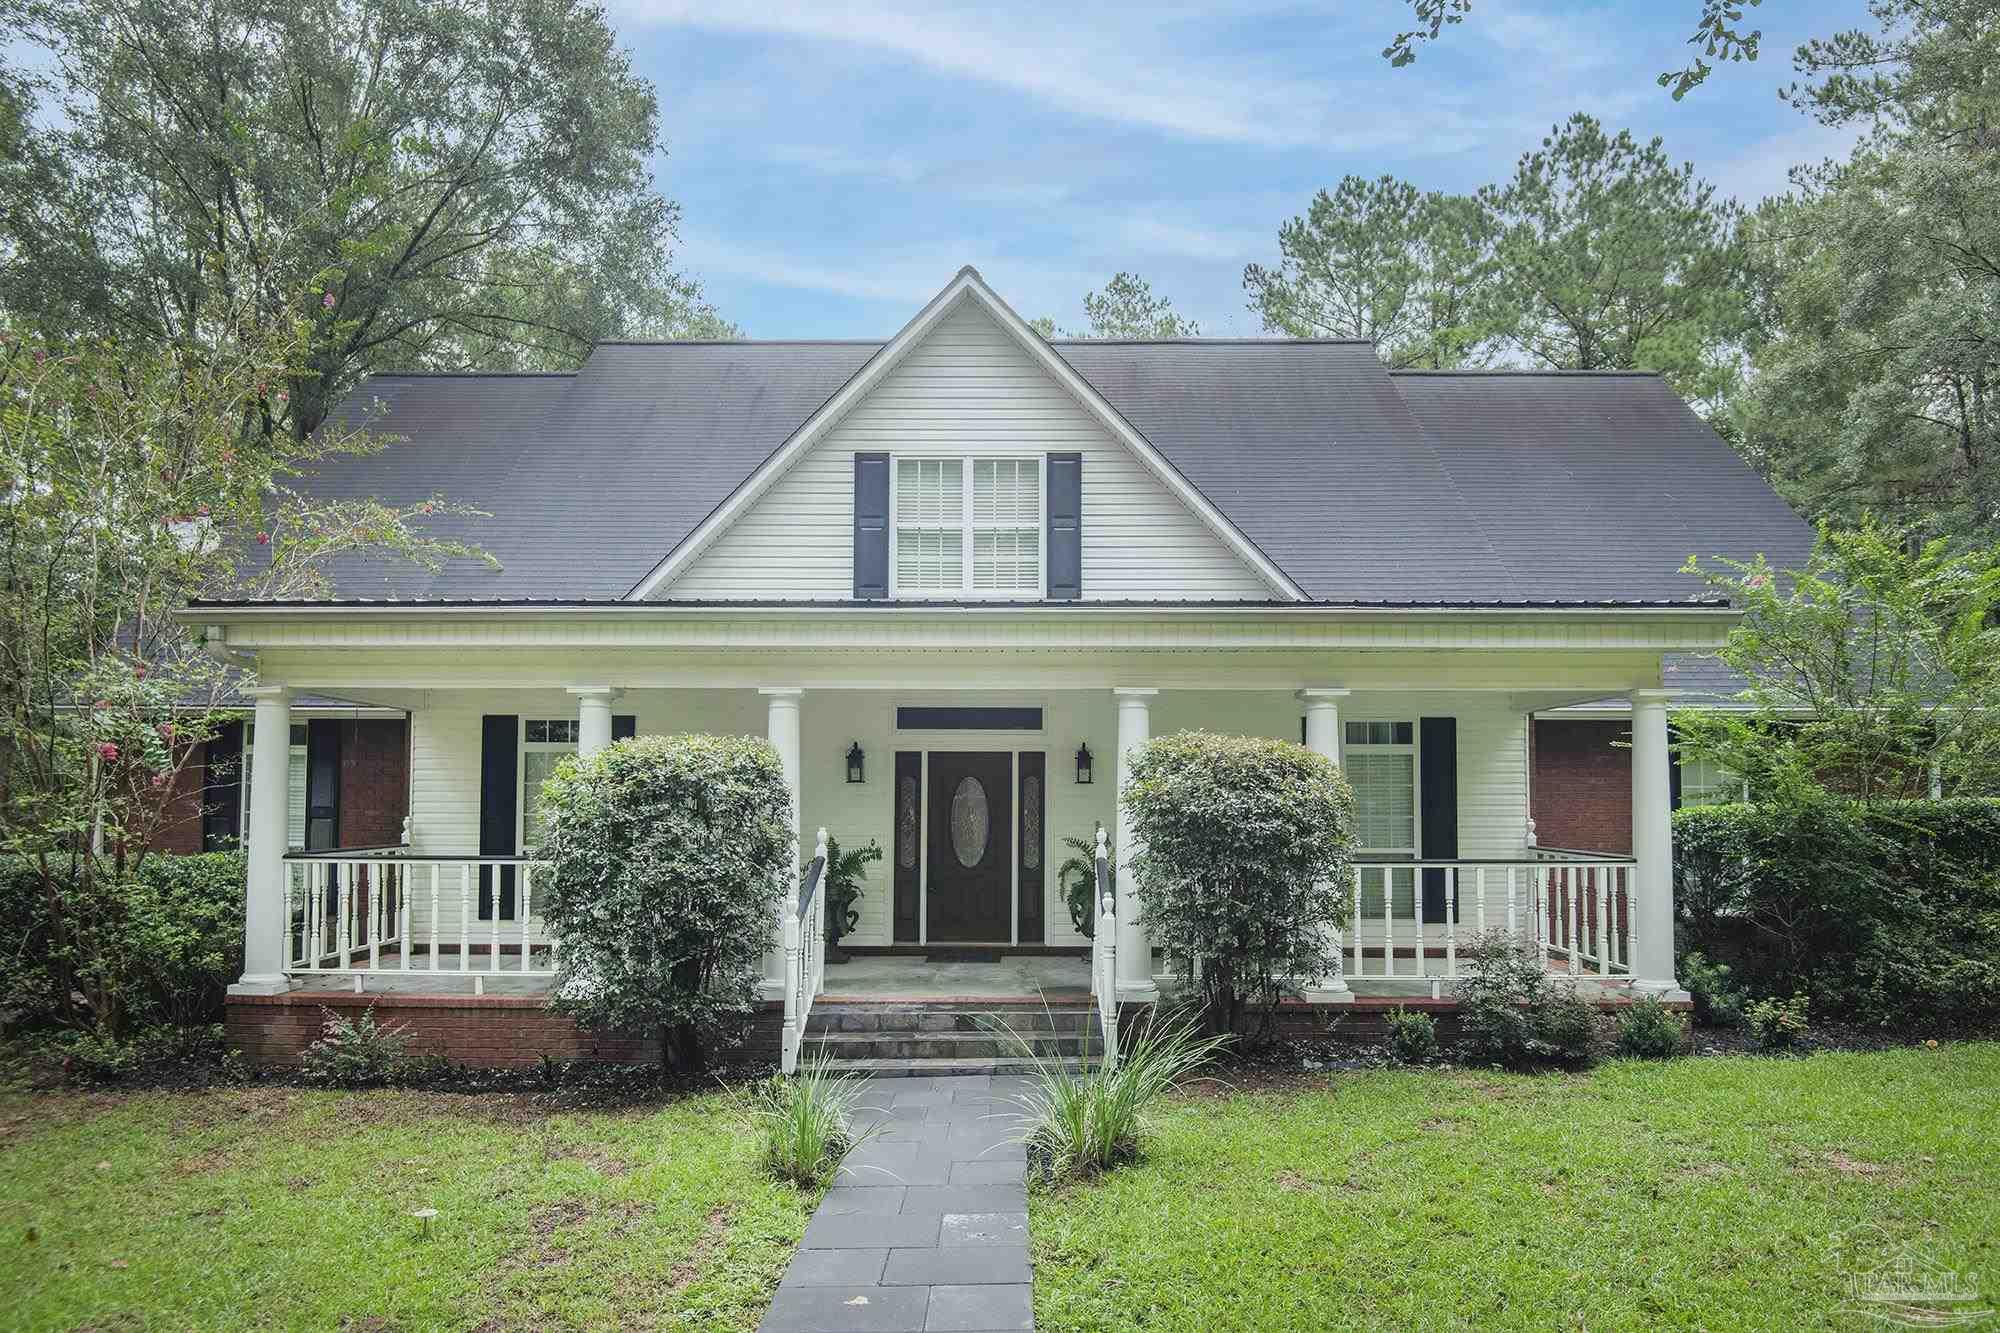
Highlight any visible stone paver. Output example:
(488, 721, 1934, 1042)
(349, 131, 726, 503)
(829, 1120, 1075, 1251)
(759, 1075, 1037, 1333)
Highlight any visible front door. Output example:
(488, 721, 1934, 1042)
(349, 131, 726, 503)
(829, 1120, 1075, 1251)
(925, 751, 1013, 942)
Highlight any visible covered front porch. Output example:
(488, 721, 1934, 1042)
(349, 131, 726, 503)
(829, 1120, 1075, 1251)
(200, 602, 1702, 1064)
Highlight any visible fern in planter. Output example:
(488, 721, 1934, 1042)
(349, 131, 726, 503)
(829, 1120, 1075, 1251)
(818, 836, 882, 962)
(1056, 826, 1114, 939)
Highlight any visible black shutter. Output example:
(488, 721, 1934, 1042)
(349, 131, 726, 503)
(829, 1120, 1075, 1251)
(1046, 452, 1082, 600)
(1419, 717, 1458, 922)
(1667, 724, 1683, 811)
(305, 719, 341, 850)
(201, 721, 243, 851)
(612, 714, 636, 742)
(893, 751, 920, 942)
(479, 715, 518, 921)
(854, 452, 890, 599)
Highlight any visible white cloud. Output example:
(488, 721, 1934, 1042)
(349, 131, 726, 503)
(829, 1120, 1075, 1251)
(1705, 120, 1866, 206)
(681, 231, 1102, 319)
(617, 0, 1493, 151)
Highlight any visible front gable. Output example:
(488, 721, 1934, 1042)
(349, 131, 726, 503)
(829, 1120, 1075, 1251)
(640, 271, 1295, 603)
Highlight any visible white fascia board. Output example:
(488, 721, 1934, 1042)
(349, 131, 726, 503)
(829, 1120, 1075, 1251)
(182, 601, 1739, 625)
(622, 266, 1306, 603)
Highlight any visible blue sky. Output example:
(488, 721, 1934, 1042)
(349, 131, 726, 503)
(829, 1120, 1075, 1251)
(616, 1, 1877, 338)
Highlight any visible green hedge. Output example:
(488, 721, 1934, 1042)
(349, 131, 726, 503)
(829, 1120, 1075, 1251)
(1674, 798, 2000, 1029)
(0, 852, 244, 1037)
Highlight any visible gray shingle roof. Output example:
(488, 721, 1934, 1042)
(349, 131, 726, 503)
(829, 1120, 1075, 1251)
(287, 339, 1814, 605)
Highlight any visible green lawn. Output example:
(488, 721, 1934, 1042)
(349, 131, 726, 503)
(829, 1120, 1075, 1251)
(0, 1085, 812, 1331)
(1031, 1045, 2000, 1331)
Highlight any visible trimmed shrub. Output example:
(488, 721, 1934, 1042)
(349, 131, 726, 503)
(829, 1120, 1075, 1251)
(1124, 732, 1354, 1035)
(0, 851, 244, 1039)
(1385, 1007, 1439, 1064)
(1675, 797, 2000, 1029)
(1456, 930, 1601, 1070)
(1616, 996, 1689, 1058)
(536, 734, 790, 1071)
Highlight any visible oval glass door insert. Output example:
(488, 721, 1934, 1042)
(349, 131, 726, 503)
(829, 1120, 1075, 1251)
(949, 775, 990, 868)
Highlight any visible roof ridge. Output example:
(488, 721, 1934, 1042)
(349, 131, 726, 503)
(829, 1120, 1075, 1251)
(1390, 368, 1663, 377)
(363, 370, 577, 379)
(592, 338, 889, 347)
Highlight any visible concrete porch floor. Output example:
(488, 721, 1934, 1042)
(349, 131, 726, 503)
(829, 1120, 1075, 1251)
(820, 955, 1092, 1001)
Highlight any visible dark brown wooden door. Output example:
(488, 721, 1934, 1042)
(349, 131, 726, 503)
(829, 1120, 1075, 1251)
(926, 751, 1013, 942)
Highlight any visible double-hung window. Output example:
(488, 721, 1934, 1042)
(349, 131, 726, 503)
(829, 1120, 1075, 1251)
(1345, 720, 1418, 919)
(520, 719, 579, 850)
(1678, 754, 1748, 807)
(238, 722, 309, 849)
(893, 456, 1042, 596)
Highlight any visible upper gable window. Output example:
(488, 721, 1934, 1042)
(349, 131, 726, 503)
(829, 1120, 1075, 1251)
(893, 456, 1042, 596)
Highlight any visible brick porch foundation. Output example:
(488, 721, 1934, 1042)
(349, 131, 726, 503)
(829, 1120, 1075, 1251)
(226, 991, 784, 1068)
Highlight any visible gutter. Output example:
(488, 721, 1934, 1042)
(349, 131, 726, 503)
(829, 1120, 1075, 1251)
(178, 601, 1739, 625)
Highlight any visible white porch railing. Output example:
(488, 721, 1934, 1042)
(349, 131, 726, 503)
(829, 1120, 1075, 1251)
(780, 829, 830, 1076)
(285, 851, 554, 985)
(1347, 856, 1636, 996)
(1090, 827, 1118, 1070)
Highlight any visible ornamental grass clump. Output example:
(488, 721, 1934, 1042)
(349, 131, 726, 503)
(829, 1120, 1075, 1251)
(743, 1060, 881, 1189)
(1010, 1017, 1230, 1184)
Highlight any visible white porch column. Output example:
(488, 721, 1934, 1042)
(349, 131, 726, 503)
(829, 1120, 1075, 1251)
(231, 685, 293, 995)
(1629, 689, 1682, 994)
(760, 687, 804, 995)
(1299, 688, 1354, 1002)
(1113, 688, 1158, 1000)
(568, 686, 619, 758)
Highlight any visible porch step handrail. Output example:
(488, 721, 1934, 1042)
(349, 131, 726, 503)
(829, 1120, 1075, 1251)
(781, 828, 830, 1075)
(1347, 858, 1635, 996)
(1090, 826, 1118, 1070)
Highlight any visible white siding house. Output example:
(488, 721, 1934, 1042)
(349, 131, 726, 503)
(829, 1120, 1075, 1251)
(193, 266, 1820, 1067)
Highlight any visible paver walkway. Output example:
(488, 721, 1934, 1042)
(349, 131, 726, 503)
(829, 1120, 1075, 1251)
(759, 1075, 1036, 1332)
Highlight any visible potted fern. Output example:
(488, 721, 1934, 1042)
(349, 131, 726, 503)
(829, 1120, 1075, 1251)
(819, 836, 882, 963)
(1055, 825, 1114, 939)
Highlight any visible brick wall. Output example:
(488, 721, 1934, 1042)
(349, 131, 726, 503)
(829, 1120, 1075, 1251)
(152, 741, 208, 855)
(141, 715, 410, 854)
(226, 992, 783, 1068)
(1531, 718, 1633, 855)
(337, 719, 409, 847)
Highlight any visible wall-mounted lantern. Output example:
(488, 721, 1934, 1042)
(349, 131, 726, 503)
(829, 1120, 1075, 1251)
(1075, 742, 1094, 785)
(845, 741, 866, 785)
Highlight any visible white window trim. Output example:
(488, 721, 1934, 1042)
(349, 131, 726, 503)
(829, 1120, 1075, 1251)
(889, 453, 1046, 600)
(240, 721, 309, 850)
(1346, 719, 1424, 920)
(1344, 719, 1422, 858)
(518, 719, 579, 853)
